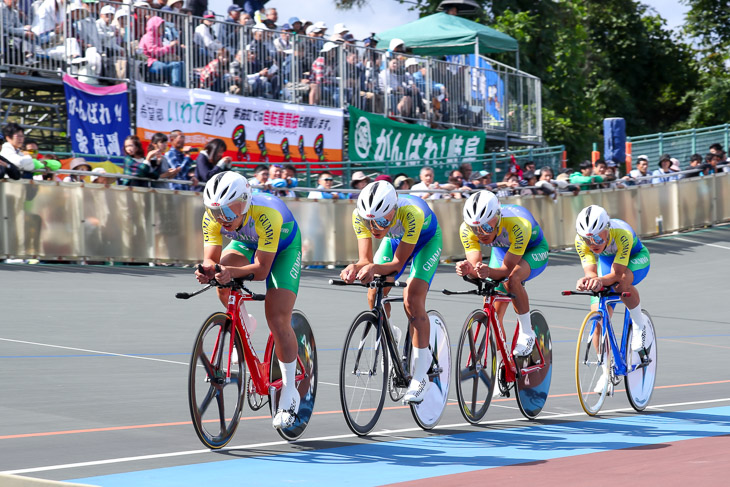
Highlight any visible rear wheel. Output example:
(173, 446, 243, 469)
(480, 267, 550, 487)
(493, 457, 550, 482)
(339, 311, 388, 436)
(455, 309, 496, 424)
(625, 310, 657, 411)
(188, 312, 245, 449)
(410, 311, 451, 430)
(269, 310, 318, 441)
(575, 311, 609, 416)
(515, 309, 552, 419)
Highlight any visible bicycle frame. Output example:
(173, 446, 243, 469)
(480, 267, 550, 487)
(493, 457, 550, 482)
(211, 289, 306, 397)
(481, 294, 548, 384)
(371, 288, 411, 384)
(591, 295, 634, 378)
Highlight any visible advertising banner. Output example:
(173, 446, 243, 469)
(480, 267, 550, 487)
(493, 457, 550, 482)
(63, 74, 130, 158)
(348, 107, 486, 171)
(135, 82, 344, 164)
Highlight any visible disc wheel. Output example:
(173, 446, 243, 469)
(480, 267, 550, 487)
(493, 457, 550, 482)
(188, 312, 246, 449)
(625, 310, 658, 411)
(575, 311, 609, 416)
(339, 311, 388, 436)
(269, 310, 318, 441)
(515, 309, 552, 419)
(410, 311, 451, 430)
(455, 309, 496, 424)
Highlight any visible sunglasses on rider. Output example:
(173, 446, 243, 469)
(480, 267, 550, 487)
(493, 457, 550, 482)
(580, 233, 606, 246)
(207, 205, 239, 223)
(368, 216, 393, 232)
(469, 222, 496, 236)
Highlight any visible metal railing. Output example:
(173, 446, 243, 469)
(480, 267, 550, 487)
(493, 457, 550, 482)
(0, 2, 542, 140)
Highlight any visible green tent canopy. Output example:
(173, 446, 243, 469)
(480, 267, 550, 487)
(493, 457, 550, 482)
(376, 12, 518, 56)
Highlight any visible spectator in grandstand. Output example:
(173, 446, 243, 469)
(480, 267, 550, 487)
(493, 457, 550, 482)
(140, 16, 184, 86)
(570, 160, 604, 190)
(165, 130, 196, 190)
(411, 166, 442, 199)
(194, 10, 224, 64)
(523, 160, 536, 173)
(592, 159, 612, 188)
(186, 0, 208, 18)
(709, 143, 724, 158)
(1, 123, 35, 176)
(469, 170, 493, 190)
(1, 0, 35, 65)
(193, 138, 231, 191)
(89, 167, 115, 185)
(263, 7, 278, 29)
(393, 173, 414, 191)
(389, 37, 406, 55)
(122, 135, 162, 187)
(308, 171, 344, 199)
(248, 164, 272, 193)
(330, 22, 349, 43)
(342, 47, 365, 107)
(147, 132, 183, 188)
(31, 0, 64, 50)
(651, 154, 678, 184)
(379, 57, 412, 120)
(682, 153, 710, 178)
(669, 157, 681, 173)
(63, 157, 92, 183)
(348, 170, 371, 199)
(604, 162, 629, 189)
(309, 41, 340, 106)
(274, 23, 293, 55)
(239, 11, 254, 27)
(289, 17, 303, 35)
(705, 151, 724, 174)
(242, 44, 277, 98)
(459, 162, 474, 185)
(628, 154, 651, 184)
(97, 5, 124, 55)
(200, 47, 231, 92)
(282, 39, 311, 103)
(496, 172, 519, 197)
(442, 169, 470, 198)
(222, 4, 243, 52)
(533, 166, 578, 197)
(280, 164, 299, 197)
(519, 170, 540, 196)
(0, 154, 21, 180)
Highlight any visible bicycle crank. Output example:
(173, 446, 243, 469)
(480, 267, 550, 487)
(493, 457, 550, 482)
(247, 374, 268, 411)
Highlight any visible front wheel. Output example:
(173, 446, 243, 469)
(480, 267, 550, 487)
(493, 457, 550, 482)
(188, 312, 246, 449)
(455, 309, 496, 424)
(625, 310, 657, 411)
(515, 309, 552, 419)
(339, 311, 388, 436)
(575, 311, 609, 416)
(410, 311, 451, 430)
(269, 310, 318, 441)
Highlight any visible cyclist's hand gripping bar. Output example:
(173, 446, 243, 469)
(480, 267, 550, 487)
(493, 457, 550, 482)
(562, 288, 631, 298)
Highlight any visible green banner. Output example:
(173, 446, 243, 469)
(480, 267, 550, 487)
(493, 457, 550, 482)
(348, 107, 486, 173)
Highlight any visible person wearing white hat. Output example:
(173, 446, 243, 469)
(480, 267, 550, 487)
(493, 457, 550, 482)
(330, 22, 348, 41)
(97, 4, 125, 57)
(389, 37, 405, 52)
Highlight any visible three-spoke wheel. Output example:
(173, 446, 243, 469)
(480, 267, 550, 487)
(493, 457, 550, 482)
(455, 309, 496, 424)
(624, 310, 657, 411)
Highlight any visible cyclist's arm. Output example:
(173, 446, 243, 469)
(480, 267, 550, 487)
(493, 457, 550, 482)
(456, 250, 482, 278)
(488, 251, 520, 281)
(341, 237, 374, 282)
(225, 249, 275, 281)
(355, 240, 415, 283)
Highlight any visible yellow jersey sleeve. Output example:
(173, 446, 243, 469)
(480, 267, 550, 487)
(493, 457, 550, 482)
(459, 222, 481, 254)
(504, 216, 531, 257)
(253, 206, 283, 253)
(575, 234, 597, 266)
(202, 211, 223, 247)
(399, 204, 424, 245)
(352, 209, 372, 239)
(612, 228, 634, 267)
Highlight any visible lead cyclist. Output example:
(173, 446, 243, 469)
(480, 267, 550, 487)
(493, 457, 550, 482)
(194, 171, 303, 431)
(455, 190, 549, 357)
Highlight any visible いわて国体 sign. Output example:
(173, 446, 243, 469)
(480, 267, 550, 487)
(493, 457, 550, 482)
(348, 106, 486, 169)
(135, 82, 344, 163)
(63, 74, 130, 158)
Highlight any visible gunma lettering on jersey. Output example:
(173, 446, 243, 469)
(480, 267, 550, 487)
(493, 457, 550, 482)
(630, 255, 649, 266)
(422, 249, 442, 271)
(290, 251, 301, 279)
(258, 214, 274, 247)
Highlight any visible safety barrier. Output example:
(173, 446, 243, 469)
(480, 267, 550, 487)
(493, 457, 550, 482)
(2, 172, 728, 264)
(0, 2, 541, 140)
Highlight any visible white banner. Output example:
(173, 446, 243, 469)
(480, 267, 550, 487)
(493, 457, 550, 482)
(135, 82, 344, 163)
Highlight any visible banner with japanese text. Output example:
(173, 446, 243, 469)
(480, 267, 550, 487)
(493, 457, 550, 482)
(63, 74, 130, 158)
(135, 82, 344, 164)
(348, 106, 486, 175)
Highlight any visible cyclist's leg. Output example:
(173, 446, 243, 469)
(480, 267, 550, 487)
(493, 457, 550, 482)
(402, 226, 441, 403)
(370, 237, 401, 316)
(219, 241, 254, 307)
(260, 232, 302, 428)
(617, 247, 651, 350)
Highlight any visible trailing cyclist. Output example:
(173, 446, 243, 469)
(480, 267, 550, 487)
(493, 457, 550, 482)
(455, 190, 549, 357)
(573, 205, 652, 388)
(195, 171, 303, 431)
(340, 180, 443, 404)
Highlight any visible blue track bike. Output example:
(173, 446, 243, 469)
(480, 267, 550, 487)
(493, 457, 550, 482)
(563, 288, 657, 415)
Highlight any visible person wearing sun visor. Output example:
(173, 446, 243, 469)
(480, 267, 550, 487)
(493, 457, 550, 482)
(195, 171, 303, 432)
(455, 190, 550, 357)
(340, 180, 443, 405)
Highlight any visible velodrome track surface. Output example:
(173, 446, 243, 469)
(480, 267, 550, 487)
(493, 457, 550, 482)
(1, 225, 729, 485)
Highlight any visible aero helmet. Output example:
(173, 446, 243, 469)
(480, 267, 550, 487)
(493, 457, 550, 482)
(357, 180, 398, 226)
(575, 205, 610, 238)
(203, 171, 252, 222)
(463, 190, 501, 234)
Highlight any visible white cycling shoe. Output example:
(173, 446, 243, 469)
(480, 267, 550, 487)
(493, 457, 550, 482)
(512, 330, 536, 357)
(594, 367, 611, 394)
(391, 326, 402, 354)
(272, 389, 300, 430)
(403, 375, 430, 404)
(631, 323, 648, 353)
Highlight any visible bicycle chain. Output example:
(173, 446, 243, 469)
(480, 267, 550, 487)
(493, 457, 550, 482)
(247, 374, 269, 411)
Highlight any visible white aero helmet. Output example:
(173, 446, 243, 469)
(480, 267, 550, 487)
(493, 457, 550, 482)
(463, 190, 501, 234)
(357, 180, 397, 225)
(576, 205, 610, 238)
(203, 171, 252, 222)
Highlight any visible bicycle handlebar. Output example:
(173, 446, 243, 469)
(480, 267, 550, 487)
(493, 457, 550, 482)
(562, 289, 631, 298)
(175, 265, 266, 301)
(329, 276, 407, 289)
(441, 275, 514, 299)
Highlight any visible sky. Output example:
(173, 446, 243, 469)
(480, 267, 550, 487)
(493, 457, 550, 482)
(209, 0, 689, 43)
